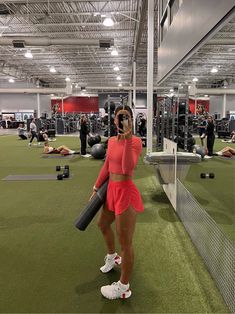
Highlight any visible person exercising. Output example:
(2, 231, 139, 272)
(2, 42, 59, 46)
(44, 142, 78, 155)
(205, 116, 215, 158)
(90, 105, 144, 300)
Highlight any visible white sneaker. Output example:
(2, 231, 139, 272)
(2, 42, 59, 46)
(101, 281, 131, 299)
(100, 253, 122, 273)
(204, 155, 212, 159)
(28, 143, 31, 147)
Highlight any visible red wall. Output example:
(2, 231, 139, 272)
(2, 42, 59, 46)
(189, 98, 210, 115)
(51, 96, 99, 113)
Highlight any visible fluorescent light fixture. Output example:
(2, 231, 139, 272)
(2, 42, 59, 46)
(93, 12, 100, 16)
(118, 83, 122, 87)
(0, 26, 9, 29)
(51, 94, 54, 97)
(103, 16, 114, 27)
(75, 84, 78, 88)
(170, 88, 174, 92)
(211, 67, 218, 73)
(192, 77, 198, 82)
(50, 66, 56, 73)
(65, 76, 70, 82)
(9, 78, 15, 83)
(24, 49, 33, 59)
(204, 94, 209, 97)
(116, 76, 121, 81)
(113, 66, 119, 71)
(111, 49, 118, 56)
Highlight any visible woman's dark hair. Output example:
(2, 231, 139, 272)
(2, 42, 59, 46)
(115, 105, 133, 118)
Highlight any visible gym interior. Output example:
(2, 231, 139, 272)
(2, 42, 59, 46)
(0, 1, 234, 313)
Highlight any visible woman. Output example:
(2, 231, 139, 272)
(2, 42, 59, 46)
(43, 142, 77, 155)
(80, 115, 89, 156)
(90, 105, 144, 300)
(206, 116, 215, 157)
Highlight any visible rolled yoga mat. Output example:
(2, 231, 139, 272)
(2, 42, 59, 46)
(74, 180, 108, 231)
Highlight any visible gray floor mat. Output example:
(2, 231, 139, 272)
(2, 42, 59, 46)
(3, 174, 58, 181)
(41, 154, 76, 159)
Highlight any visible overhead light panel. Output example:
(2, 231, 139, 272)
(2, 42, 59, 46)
(9, 78, 15, 83)
(192, 77, 198, 82)
(103, 16, 114, 27)
(116, 76, 121, 81)
(65, 76, 70, 82)
(50, 66, 56, 73)
(118, 83, 122, 87)
(170, 88, 174, 92)
(111, 49, 118, 56)
(114, 66, 119, 71)
(24, 49, 33, 59)
(211, 67, 218, 73)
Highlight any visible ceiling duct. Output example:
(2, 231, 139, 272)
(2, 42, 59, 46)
(0, 37, 114, 47)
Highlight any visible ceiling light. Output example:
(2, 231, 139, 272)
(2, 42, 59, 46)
(170, 88, 174, 92)
(101, 14, 106, 18)
(116, 76, 121, 81)
(118, 83, 122, 87)
(93, 12, 100, 16)
(103, 16, 114, 27)
(0, 26, 9, 29)
(51, 94, 54, 97)
(50, 66, 56, 73)
(204, 94, 209, 97)
(111, 49, 118, 56)
(192, 77, 198, 82)
(65, 76, 70, 82)
(75, 84, 78, 88)
(113, 66, 119, 71)
(9, 78, 15, 83)
(211, 67, 218, 73)
(24, 49, 33, 59)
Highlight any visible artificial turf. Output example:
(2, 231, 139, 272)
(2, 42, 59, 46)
(184, 139, 235, 243)
(0, 135, 229, 313)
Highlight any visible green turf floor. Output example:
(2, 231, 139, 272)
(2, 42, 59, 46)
(0, 135, 229, 313)
(184, 139, 235, 243)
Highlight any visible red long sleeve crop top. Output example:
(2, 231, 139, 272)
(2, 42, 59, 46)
(95, 136, 142, 188)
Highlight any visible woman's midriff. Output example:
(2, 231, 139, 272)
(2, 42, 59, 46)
(110, 172, 132, 182)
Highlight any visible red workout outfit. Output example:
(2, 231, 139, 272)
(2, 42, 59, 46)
(95, 136, 144, 215)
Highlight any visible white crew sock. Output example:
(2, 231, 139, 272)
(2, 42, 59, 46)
(118, 281, 130, 291)
(107, 252, 117, 259)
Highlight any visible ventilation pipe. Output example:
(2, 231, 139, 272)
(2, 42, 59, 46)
(0, 37, 114, 47)
(206, 38, 235, 45)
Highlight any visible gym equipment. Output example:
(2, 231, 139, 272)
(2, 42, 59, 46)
(192, 145, 206, 158)
(74, 180, 109, 231)
(200, 173, 215, 179)
(56, 165, 69, 171)
(57, 168, 70, 180)
(91, 143, 106, 159)
(88, 134, 101, 147)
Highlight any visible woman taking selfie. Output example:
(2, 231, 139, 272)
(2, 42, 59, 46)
(90, 105, 144, 299)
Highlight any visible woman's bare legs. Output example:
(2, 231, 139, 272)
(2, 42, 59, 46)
(97, 203, 116, 254)
(115, 206, 137, 284)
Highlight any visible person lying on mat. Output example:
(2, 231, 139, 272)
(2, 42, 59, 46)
(215, 146, 235, 158)
(43, 142, 79, 155)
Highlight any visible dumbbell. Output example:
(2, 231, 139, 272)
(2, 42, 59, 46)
(200, 173, 215, 179)
(57, 168, 70, 180)
(56, 165, 69, 171)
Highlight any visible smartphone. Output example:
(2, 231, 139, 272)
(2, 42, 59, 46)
(118, 114, 129, 132)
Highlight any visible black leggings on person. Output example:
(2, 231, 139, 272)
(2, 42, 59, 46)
(30, 131, 38, 143)
(80, 135, 87, 155)
(207, 135, 215, 156)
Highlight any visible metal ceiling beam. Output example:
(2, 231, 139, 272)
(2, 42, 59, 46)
(1, 0, 123, 3)
(206, 38, 235, 45)
(133, 0, 147, 61)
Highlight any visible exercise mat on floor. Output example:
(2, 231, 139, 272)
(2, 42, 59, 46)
(2, 174, 58, 181)
(41, 154, 75, 159)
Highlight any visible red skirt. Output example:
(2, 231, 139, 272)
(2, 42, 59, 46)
(106, 179, 144, 215)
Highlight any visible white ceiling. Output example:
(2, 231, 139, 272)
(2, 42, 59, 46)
(0, 1, 234, 94)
